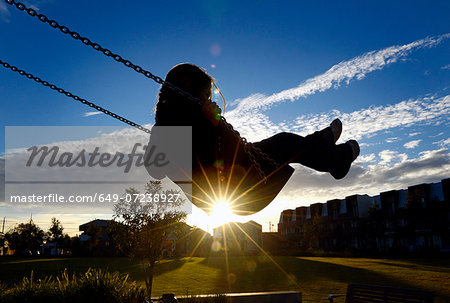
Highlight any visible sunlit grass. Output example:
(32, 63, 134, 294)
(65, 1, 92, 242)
(0, 256, 449, 302)
(3, 258, 66, 264)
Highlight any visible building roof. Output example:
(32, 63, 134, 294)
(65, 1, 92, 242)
(79, 219, 112, 231)
(278, 179, 448, 220)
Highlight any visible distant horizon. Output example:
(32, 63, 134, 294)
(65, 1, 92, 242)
(1, 169, 447, 237)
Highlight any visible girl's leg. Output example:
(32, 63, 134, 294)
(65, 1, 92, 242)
(252, 129, 357, 179)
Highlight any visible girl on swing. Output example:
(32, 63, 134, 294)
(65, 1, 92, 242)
(154, 63, 359, 215)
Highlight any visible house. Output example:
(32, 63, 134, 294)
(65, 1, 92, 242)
(42, 241, 61, 256)
(277, 179, 449, 255)
(78, 219, 113, 256)
(213, 221, 262, 255)
(78, 219, 212, 257)
(165, 223, 212, 257)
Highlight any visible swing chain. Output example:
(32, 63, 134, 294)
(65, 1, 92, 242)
(4, 0, 280, 181)
(3, 0, 200, 106)
(0, 59, 152, 134)
(221, 117, 280, 183)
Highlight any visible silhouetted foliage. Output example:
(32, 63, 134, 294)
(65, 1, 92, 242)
(109, 181, 186, 298)
(48, 217, 64, 241)
(5, 220, 45, 256)
(45, 217, 71, 255)
(0, 268, 147, 303)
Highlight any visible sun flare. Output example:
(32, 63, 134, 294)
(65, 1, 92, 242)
(209, 200, 236, 227)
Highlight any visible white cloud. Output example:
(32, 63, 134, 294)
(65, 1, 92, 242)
(227, 94, 450, 143)
(433, 138, 450, 148)
(0, 0, 53, 23)
(409, 132, 421, 137)
(430, 132, 444, 138)
(404, 139, 422, 149)
(341, 95, 450, 141)
(441, 64, 450, 70)
(0, 1, 11, 23)
(229, 34, 450, 112)
(224, 35, 450, 145)
(379, 150, 408, 166)
(84, 111, 103, 117)
(355, 153, 376, 164)
(23, 1, 41, 11)
(278, 148, 449, 203)
(386, 137, 400, 143)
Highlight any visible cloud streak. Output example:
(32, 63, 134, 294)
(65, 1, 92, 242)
(228, 94, 450, 143)
(0, 0, 52, 23)
(230, 34, 450, 113)
(404, 139, 422, 149)
(0, 1, 11, 23)
(279, 148, 449, 203)
(83, 111, 103, 117)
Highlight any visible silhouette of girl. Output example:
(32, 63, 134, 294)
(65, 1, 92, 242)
(153, 63, 359, 215)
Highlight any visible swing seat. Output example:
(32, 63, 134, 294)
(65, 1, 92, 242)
(145, 125, 294, 215)
(192, 159, 294, 215)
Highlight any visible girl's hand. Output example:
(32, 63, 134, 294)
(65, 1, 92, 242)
(202, 100, 221, 126)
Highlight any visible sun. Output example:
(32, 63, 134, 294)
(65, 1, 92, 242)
(208, 200, 236, 227)
(187, 199, 242, 233)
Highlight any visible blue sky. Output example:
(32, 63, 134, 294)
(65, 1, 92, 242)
(0, 0, 449, 235)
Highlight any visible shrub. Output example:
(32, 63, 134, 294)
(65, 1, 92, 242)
(0, 269, 148, 303)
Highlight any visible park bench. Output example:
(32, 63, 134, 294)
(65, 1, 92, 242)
(328, 283, 434, 303)
(163, 291, 302, 302)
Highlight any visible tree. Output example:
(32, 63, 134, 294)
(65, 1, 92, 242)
(0, 234, 5, 255)
(5, 220, 45, 256)
(109, 181, 186, 298)
(48, 217, 63, 254)
(46, 217, 71, 255)
(48, 217, 64, 241)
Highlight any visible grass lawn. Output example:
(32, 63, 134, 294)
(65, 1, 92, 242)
(0, 256, 449, 303)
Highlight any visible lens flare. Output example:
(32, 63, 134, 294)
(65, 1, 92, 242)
(209, 200, 235, 226)
(211, 240, 222, 252)
(210, 43, 221, 56)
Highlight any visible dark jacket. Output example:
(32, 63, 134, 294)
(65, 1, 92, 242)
(152, 100, 293, 215)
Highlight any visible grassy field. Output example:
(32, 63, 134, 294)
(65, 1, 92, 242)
(0, 256, 449, 303)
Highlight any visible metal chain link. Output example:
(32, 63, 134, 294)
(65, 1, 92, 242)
(3, 0, 199, 106)
(221, 119, 280, 183)
(0, 59, 152, 134)
(3, 0, 280, 182)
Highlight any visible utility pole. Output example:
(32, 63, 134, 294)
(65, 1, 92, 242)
(269, 221, 272, 232)
(1, 217, 5, 233)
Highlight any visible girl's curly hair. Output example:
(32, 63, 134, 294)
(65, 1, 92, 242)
(155, 63, 213, 124)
